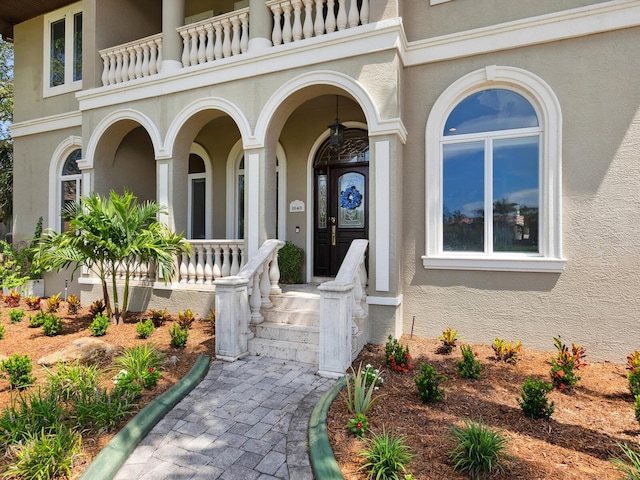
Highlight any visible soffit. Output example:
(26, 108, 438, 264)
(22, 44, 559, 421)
(0, 0, 77, 41)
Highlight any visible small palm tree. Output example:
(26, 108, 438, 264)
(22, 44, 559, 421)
(36, 190, 191, 323)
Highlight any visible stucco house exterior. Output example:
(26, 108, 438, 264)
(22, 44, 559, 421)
(3, 0, 639, 376)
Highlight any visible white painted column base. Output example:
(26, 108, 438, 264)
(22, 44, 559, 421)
(214, 276, 251, 361)
(317, 281, 353, 378)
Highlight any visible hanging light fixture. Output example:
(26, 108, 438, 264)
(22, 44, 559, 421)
(328, 95, 345, 148)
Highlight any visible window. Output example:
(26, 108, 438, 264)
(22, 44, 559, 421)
(59, 149, 82, 232)
(187, 143, 212, 239)
(424, 66, 565, 272)
(44, 3, 82, 97)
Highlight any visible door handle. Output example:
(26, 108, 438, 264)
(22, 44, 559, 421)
(330, 217, 336, 246)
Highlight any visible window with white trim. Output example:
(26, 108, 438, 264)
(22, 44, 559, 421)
(44, 2, 82, 97)
(423, 66, 565, 272)
(59, 149, 82, 232)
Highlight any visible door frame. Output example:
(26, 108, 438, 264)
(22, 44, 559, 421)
(306, 121, 369, 281)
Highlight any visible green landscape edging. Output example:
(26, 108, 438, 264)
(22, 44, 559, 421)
(79, 354, 211, 480)
(309, 376, 347, 480)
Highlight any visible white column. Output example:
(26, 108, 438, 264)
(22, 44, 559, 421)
(246, 152, 261, 259)
(249, 0, 272, 51)
(156, 160, 173, 229)
(162, 0, 185, 72)
(374, 140, 390, 292)
(318, 281, 353, 378)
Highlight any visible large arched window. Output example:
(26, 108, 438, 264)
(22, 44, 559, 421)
(423, 66, 565, 272)
(59, 149, 82, 232)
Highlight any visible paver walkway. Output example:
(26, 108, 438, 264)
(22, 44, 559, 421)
(114, 355, 334, 480)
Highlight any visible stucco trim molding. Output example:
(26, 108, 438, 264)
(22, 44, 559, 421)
(366, 295, 403, 307)
(11, 111, 82, 138)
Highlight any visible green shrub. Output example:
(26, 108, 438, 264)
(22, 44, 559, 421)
(636, 395, 640, 427)
(45, 362, 101, 404)
(359, 428, 414, 480)
(414, 362, 446, 404)
(384, 335, 413, 373)
(4, 424, 81, 480)
(344, 362, 380, 416)
(89, 312, 110, 336)
(0, 353, 36, 390)
(135, 318, 155, 339)
(112, 344, 164, 390)
(449, 418, 509, 479)
(169, 323, 189, 348)
(278, 240, 304, 284)
(0, 323, 5, 339)
(0, 389, 62, 445)
(457, 345, 482, 380)
(29, 310, 48, 328)
(611, 442, 640, 480)
(42, 313, 63, 336)
(112, 369, 143, 399)
(8, 308, 25, 323)
(517, 377, 555, 420)
(74, 387, 136, 433)
(346, 412, 368, 438)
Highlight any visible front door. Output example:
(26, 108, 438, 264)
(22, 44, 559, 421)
(314, 129, 369, 277)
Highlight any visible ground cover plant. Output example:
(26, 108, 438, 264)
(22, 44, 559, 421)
(0, 295, 214, 478)
(328, 335, 640, 479)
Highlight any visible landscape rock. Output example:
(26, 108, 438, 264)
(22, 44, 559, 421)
(37, 337, 123, 366)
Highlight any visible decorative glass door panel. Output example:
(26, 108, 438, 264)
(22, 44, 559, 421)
(338, 172, 365, 229)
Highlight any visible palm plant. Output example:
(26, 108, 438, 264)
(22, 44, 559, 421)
(36, 190, 191, 323)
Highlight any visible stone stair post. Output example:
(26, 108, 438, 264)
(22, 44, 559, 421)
(214, 276, 251, 361)
(317, 280, 353, 378)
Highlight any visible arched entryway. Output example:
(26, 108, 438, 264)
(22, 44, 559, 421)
(313, 128, 369, 276)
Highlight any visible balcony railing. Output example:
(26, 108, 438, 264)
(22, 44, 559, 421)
(99, 33, 163, 86)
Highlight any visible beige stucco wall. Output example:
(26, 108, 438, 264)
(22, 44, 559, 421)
(400, 27, 640, 362)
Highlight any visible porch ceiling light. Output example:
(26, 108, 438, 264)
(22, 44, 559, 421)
(329, 95, 345, 148)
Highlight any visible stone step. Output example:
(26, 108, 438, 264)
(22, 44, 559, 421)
(271, 290, 320, 311)
(262, 307, 319, 327)
(247, 337, 319, 365)
(252, 321, 319, 344)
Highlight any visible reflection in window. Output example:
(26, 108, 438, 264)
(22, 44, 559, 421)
(45, 5, 82, 93)
(60, 149, 82, 232)
(442, 89, 540, 254)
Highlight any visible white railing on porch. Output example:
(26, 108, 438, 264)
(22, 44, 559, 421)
(177, 8, 249, 68)
(265, 0, 369, 45)
(99, 33, 163, 86)
(178, 240, 246, 286)
(214, 239, 284, 361)
(317, 239, 368, 378)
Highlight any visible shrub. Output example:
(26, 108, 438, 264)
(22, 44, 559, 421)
(449, 418, 509, 479)
(359, 428, 414, 480)
(4, 424, 81, 480)
(346, 412, 368, 438)
(0, 353, 36, 390)
(24, 296, 41, 311)
(44, 362, 101, 404)
(112, 369, 143, 399)
(4, 290, 20, 307)
(89, 312, 110, 336)
(0, 389, 62, 445)
(550, 336, 586, 393)
(362, 364, 384, 389)
(611, 442, 640, 480)
(627, 351, 640, 398)
(636, 395, 640, 427)
(278, 240, 304, 284)
(414, 362, 446, 404)
(169, 323, 189, 348)
(492, 338, 523, 364)
(136, 318, 155, 339)
(89, 298, 106, 316)
(8, 308, 25, 323)
(74, 387, 137, 433)
(112, 344, 164, 390)
(0, 323, 5, 339)
(42, 313, 63, 336)
(149, 308, 169, 327)
(384, 335, 413, 373)
(29, 310, 48, 328)
(457, 345, 482, 380)
(66, 294, 81, 315)
(437, 327, 458, 355)
(344, 363, 380, 415)
(46, 293, 62, 313)
(517, 377, 554, 420)
(176, 309, 195, 329)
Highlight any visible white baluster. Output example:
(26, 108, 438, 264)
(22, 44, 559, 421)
(181, 31, 191, 66)
(149, 41, 158, 74)
(156, 40, 162, 72)
(214, 23, 223, 60)
(348, 0, 359, 28)
(250, 269, 264, 324)
(240, 13, 249, 53)
(127, 46, 136, 80)
(115, 50, 123, 83)
(314, 0, 325, 36)
(360, 0, 369, 24)
(231, 16, 241, 56)
(292, 0, 303, 41)
(337, 0, 347, 30)
(230, 245, 240, 276)
(101, 54, 109, 86)
(120, 49, 129, 81)
(179, 253, 188, 283)
(325, 0, 336, 33)
(107, 52, 117, 85)
(189, 29, 198, 65)
(271, 5, 283, 46)
(134, 45, 143, 78)
(260, 260, 272, 308)
(239, 245, 246, 270)
(222, 19, 232, 57)
(142, 43, 150, 76)
(195, 244, 205, 284)
(269, 250, 282, 295)
(204, 244, 213, 284)
(221, 245, 231, 277)
(205, 24, 214, 62)
(353, 271, 364, 317)
(282, 3, 293, 43)
(303, 0, 314, 39)
(187, 251, 196, 284)
(211, 245, 221, 278)
(197, 27, 207, 64)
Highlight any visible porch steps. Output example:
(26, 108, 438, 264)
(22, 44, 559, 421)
(248, 285, 321, 364)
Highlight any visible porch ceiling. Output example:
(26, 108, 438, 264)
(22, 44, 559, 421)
(0, 0, 76, 41)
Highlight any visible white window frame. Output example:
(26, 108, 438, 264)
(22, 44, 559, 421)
(423, 65, 565, 273)
(187, 143, 212, 239)
(43, 2, 82, 98)
(48, 136, 83, 232)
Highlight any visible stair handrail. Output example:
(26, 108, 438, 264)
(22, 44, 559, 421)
(318, 239, 368, 378)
